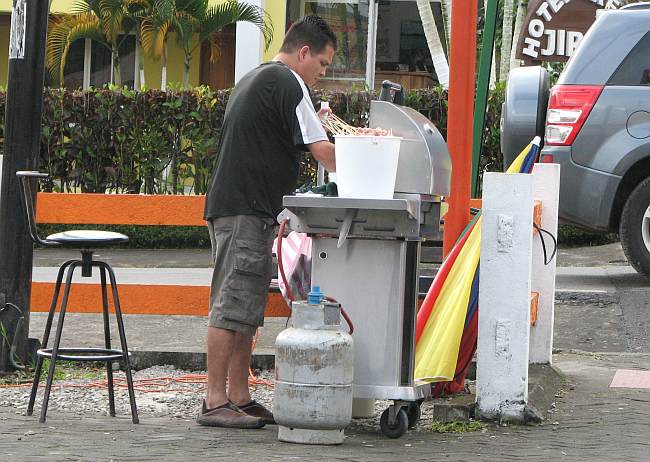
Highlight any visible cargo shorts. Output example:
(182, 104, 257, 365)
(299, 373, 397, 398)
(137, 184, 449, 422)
(207, 215, 275, 336)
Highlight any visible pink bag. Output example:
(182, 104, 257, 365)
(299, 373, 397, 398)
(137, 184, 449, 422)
(273, 231, 312, 306)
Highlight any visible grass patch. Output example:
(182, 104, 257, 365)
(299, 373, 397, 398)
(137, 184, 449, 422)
(430, 420, 486, 433)
(0, 360, 106, 386)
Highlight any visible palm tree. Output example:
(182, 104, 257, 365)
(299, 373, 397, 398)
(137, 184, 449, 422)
(47, 0, 136, 86)
(416, 0, 449, 88)
(123, 0, 161, 89)
(173, 0, 273, 88)
(139, 0, 175, 89)
(508, 0, 526, 74)
(139, 0, 272, 89)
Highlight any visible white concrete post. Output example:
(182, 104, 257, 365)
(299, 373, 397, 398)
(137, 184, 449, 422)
(476, 172, 534, 421)
(529, 164, 561, 364)
(235, 0, 265, 84)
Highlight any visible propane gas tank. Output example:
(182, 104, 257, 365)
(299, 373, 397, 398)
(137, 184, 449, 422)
(273, 287, 354, 445)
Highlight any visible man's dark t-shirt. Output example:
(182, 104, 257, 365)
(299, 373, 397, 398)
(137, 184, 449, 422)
(204, 61, 327, 221)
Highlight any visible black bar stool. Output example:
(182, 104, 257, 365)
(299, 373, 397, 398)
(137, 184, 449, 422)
(17, 171, 138, 424)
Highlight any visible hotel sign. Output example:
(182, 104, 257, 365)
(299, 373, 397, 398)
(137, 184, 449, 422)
(516, 0, 622, 64)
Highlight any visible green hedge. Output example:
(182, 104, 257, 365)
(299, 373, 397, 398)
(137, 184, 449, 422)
(0, 85, 503, 195)
(37, 224, 211, 249)
(36, 223, 617, 249)
(0, 85, 618, 248)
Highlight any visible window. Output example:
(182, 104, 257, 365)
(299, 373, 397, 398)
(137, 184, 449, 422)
(63, 36, 137, 89)
(286, 0, 369, 90)
(609, 31, 650, 86)
(90, 41, 112, 87)
(374, 1, 445, 88)
(285, 0, 445, 90)
(62, 39, 85, 89)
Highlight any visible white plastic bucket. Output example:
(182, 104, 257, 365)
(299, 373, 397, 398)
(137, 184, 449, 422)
(334, 135, 401, 199)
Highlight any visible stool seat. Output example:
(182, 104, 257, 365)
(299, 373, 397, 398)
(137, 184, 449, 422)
(45, 230, 129, 246)
(37, 347, 128, 362)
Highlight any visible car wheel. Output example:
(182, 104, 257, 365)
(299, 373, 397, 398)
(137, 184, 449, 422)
(620, 176, 650, 277)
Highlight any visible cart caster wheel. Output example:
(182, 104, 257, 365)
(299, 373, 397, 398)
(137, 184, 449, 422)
(380, 408, 408, 438)
(406, 402, 421, 429)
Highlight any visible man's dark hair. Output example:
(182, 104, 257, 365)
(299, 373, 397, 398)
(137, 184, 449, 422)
(280, 15, 338, 54)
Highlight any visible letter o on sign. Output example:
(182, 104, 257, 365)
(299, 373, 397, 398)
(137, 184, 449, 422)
(529, 19, 545, 38)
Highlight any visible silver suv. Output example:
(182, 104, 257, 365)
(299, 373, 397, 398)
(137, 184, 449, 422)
(501, 4, 650, 276)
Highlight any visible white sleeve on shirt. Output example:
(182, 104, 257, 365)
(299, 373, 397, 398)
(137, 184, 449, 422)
(290, 69, 329, 145)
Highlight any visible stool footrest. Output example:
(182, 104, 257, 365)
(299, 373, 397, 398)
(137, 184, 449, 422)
(37, 347, 129, 362)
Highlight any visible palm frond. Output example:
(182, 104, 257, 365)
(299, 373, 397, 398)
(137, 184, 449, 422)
(98, 0, 125, 40)
(124, 0, 149, 20)
(207, 33, 220, 63)
(173, 12, 198, 51)
(140, 18, 170, 58)
(175, 0, 207, 20)
(47, 14, 105, 84)
(150, 0, 175, 24)
(202, 1, 273, 50)
(70, 0, 95, 15)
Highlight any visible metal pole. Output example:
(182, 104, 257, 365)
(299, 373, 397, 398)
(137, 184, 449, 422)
(442, 0, 478, 256)
(471, 0, 499, 197)
(0, 0, 49, 372)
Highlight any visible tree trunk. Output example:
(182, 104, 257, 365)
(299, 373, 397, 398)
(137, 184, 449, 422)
(416, 0, 449, 88)
(182, 53, 191, 88)
(509, 0, 526, 73)
(485, 0, 497, 88)
(442, 0, 452, 40)
(499, 0, 515, 81)
(136, 35, 146, 89)
(161, 41, 168, 91)
(112, 45, 122, 86)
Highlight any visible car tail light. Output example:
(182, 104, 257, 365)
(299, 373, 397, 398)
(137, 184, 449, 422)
(544, 85, 604, 146)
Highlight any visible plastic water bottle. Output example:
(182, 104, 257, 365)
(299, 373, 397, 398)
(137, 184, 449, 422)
(319, 101, 330, 122)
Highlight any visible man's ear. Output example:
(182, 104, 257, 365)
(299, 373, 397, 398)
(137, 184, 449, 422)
(298, 45, 310, 61)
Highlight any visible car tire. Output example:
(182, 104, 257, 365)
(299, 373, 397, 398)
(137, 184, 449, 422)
(620, 176, 650, 277)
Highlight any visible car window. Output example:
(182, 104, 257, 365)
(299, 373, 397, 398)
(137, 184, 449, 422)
(609, 31, 650, 86)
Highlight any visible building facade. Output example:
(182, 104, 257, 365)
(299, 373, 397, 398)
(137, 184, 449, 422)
(0, 0, 444, 91)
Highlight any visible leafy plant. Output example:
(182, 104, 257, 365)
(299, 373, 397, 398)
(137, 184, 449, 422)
(0, 84, 505, 194)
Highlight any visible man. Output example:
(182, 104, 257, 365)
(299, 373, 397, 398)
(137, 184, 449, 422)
(198, 15, 337, 429)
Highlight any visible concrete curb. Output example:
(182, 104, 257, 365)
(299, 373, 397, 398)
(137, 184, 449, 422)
(129, 349, 275, 371)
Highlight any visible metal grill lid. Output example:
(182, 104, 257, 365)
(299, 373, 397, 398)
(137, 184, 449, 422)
(368, 101, 451, 196)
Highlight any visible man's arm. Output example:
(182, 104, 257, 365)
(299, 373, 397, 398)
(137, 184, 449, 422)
(307, 140, 336, 172)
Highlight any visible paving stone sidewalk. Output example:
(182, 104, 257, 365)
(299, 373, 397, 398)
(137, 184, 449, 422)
(1, 352, 649, 461)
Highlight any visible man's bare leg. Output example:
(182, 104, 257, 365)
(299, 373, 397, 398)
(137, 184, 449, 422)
(227, 331, 254, 405)
(206, 326, 235, 408)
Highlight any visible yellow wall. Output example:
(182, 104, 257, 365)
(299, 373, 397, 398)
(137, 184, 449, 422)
(264, 0, 286, 60)
(0, 0, 286, 88)
(141, 33, 200, 89)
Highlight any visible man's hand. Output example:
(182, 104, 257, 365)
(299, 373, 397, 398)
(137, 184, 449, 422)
(317, 106, 332, 122)
(307, 140, 336, 172)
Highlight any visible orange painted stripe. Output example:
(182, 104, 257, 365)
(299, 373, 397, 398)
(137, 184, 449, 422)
(32, 282, 424, 317)
(36, 193, 206, 226)
(31, 282, 291, 317)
